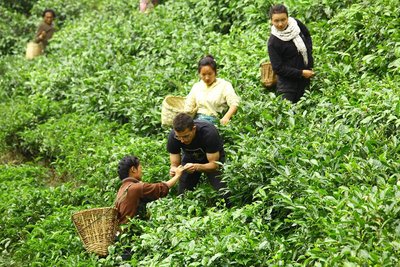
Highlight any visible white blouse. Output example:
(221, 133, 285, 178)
(184, 78, 240, 117)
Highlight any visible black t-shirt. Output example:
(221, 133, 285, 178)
(167, 120, 225, 164)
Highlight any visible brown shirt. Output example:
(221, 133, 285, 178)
(35, 22, 55, 49)
(114, 177, 169, 224)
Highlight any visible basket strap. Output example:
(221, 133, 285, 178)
(73, 184, 136, 233)
(73, 184, 135, 233)
(113, 183, 134, 206)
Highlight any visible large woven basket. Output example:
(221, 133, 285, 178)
(161, 95, 196, 126)
(25, 42, 43, 60)
(72, 207, 119, 256)
(261, 62, 277, 87)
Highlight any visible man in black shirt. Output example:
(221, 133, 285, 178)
(167, 113, 230, 206)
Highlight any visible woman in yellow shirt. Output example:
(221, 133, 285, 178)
(184, 55, 240, 125)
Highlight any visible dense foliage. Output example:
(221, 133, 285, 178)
(1, 0, 399, 266)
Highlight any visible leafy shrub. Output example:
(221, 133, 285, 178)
(1, 0, 400, 265)
(0, 95, 64, 155)
(0, 0, 39, 15)
(110, 196, 274, 266)
(0, 6, 35, 56)
(30, 0, 104, 27)
(315, 0, 400, 76)
(285, 0, 357, 21)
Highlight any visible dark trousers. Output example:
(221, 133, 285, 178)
(178, 170, 231, 207)
(280, 90, 305, 103)
(277, 77, 310, 103)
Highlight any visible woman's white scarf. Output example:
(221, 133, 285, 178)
(271, 17, 308, 65)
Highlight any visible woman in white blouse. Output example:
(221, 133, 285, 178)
(184, 55, 240, 125)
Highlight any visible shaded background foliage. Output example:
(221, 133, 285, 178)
(0, 0, 399, 265)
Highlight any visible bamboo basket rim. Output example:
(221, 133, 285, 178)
(72, 207, 119, 256)
(163, 95, 186, 111)
(161, 95, 197, 126)
(260, 62, 277, 87)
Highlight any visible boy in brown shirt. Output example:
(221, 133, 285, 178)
(115, 156, 185, 224)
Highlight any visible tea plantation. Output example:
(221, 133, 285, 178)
(0, 0, 399, 266)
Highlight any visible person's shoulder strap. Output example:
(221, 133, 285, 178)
(114, 182, 137, 206)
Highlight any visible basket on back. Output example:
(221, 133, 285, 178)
(72, 207, 119, 256)
(161, 95, 197, 127)
(25, 42, 43, 60)
(261, 62, 277, 87)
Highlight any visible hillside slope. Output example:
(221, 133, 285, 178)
(0, 0, 399, 265)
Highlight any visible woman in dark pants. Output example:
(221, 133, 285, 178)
(267, 4, 315, 103)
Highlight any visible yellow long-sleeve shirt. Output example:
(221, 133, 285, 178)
(184, 78, 240, 117)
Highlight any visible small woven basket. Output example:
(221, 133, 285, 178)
(261, 62, 277, 87)
(25, 42, 43, 60)
(161, 95, 196, 126)
(72, 207, 119, 256)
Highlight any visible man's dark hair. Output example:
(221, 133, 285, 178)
(118, 156, 140, 180)
(269, 4, 288, 19)
(42, 9, 56, 18)
(173, 113, 194, 132)
(198, 55, 217, 74)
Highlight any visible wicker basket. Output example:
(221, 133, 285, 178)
(261, 62, 277, 87)
(161, 95, 196, 126)
(25, 42, 43, 60)
(72, 207, 119, 256)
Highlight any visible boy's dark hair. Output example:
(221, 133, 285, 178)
(173, 113, 195, 132)
(269, 4, 288, 19)
(118, 156, 140, 180)
(198, 55, 217, 74)
(42, 9, 56, 18)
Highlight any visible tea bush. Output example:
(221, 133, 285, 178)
(0, 0, 399, 265)
(0, 6, 35, 56)
(0, 0, 38, 15)
(312, 0, 400, 78)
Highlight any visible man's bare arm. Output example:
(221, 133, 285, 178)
(169, 153, 181, 176)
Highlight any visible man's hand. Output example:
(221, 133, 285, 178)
(165, 165, 185, 188)
(169, 166, 177, 177)
(169, 153, 181, 176)
(183, 163, 199, 173)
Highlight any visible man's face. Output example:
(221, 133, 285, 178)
(44, 12, 54, 25)
(174, 126, 196, 145)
